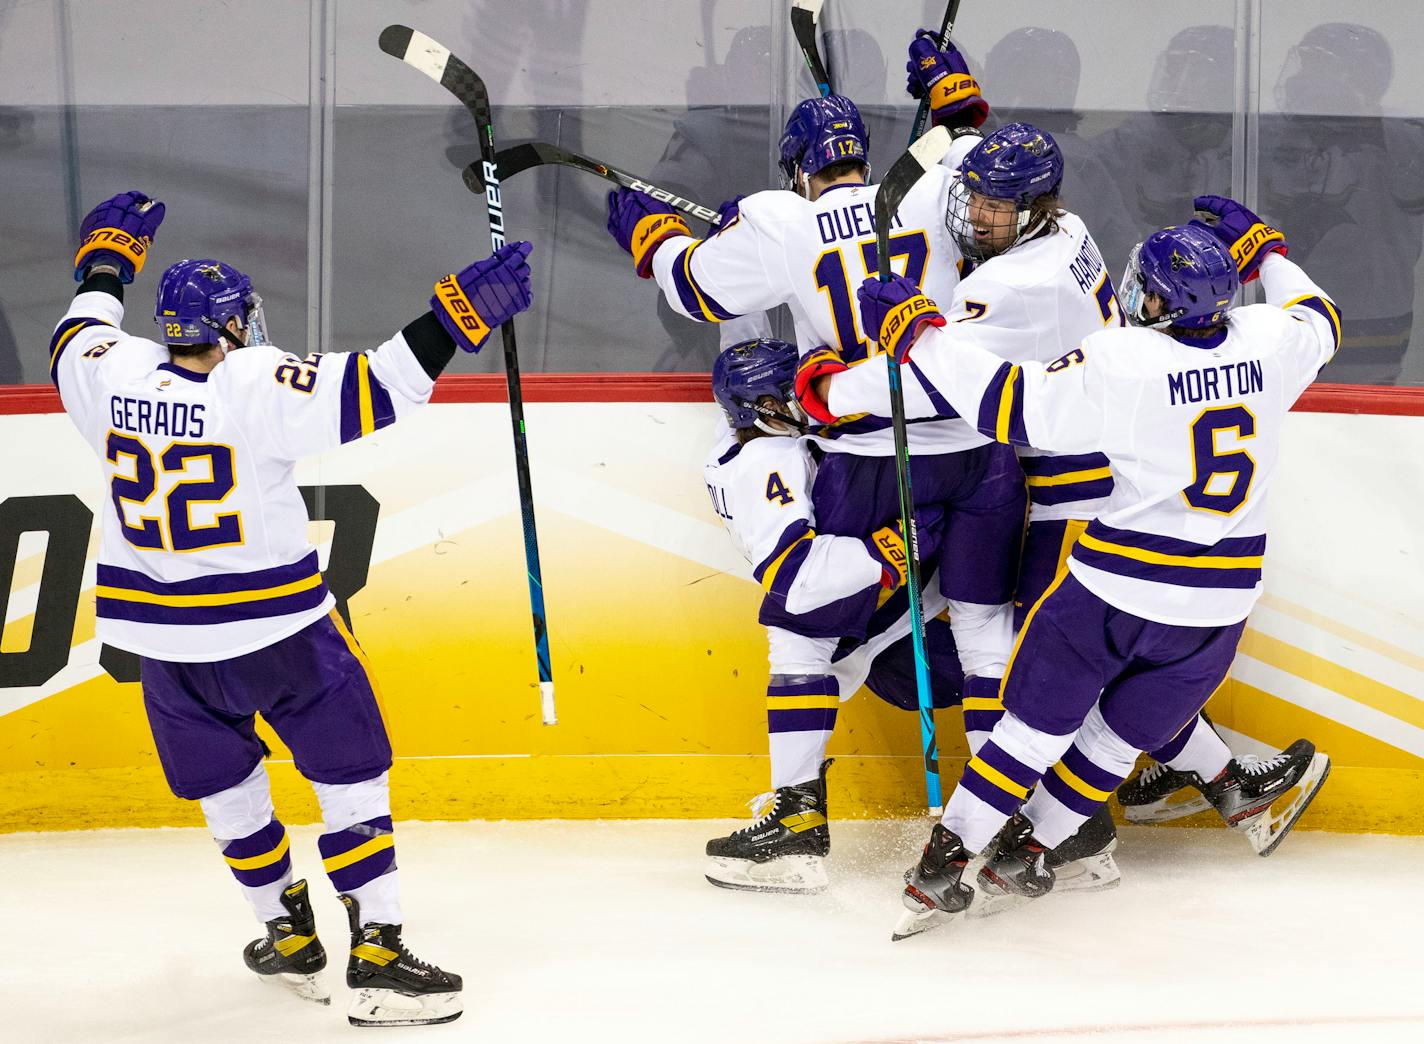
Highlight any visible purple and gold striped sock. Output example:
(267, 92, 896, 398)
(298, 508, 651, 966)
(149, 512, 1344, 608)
(961, 675, 1005, 755)
(219, 818, 294, 921)
(1029, 742, 1132, 848)
(766, 674, 838, 790)
(319, 815, 397, 897)
(947, 740, 1044, 852)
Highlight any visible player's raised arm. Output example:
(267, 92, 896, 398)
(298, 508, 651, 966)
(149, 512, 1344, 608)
(219, 243, 534, 461)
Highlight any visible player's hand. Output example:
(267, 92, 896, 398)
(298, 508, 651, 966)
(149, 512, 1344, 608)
(607, 187, 691, 278)
(864, 521, 909, 591)
(715, 194, 744, 230)
(1191, 194, 1288, 283)
(74, 191, 165, 283)
(794, 344, 847, 424)
(857, 275, 946, 363)
(905, 30, 988, 130)
(431, 241, 533, 354)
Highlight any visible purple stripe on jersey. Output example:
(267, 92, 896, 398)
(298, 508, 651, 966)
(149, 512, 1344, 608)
(156, 362, 208, 383)
(1081, 520, 1267, 560)
(819, 414, 954, 439)
(767, 675, 840, 698)
(97, 552, 321, 597)
(1019, 452, 1111, 478)
(975, 740, 1040, 792)
(668, 243, 738, 322)
(339, 356, 363, 443)
(764, 538, 815, 604)
(907, 357, 961, 419)
(48, 317, 106, 388)
(1072, 545, 1261, 589)
(752, 520, 813, 585)
(1292, 296, 1342, 349)
(97, 582, 330, 626)
(368, 361, 396, 431)
(1060, 743, 1125, 795)
(758, 584, 879, 640)
(974, 362, 1029, 446)
(959, 764, 1026, 816)
(1029, 476, 1114, 508)
(768, 707, 838, 734)
(1040, 764, 1105, 817)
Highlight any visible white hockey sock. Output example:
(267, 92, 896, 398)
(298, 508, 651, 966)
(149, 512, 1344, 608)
(1159, 715, 1231, 780)
(944, 599, 1014, 678)
(766, 674, 838, 790)
(200, 765, 296, 923)
(943, 712, 1075, 853)
(346, 869, 403, 927)
(1027, 708, 1138, 848)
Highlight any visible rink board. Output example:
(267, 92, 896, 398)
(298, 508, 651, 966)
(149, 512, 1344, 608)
(1, 399, 1422, 834)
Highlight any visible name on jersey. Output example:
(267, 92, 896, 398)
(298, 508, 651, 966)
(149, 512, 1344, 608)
(109, 395, 206, 438)
(1067, 235, 1106, 293)
(1167, 361, 1265, 405)
(815, 201, 902, 244)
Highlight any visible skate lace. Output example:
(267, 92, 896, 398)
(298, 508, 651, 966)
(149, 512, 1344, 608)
(1137, 759, 1171, 784)
(734, 791, 780, 834)
(1236, 751, 1289, 777)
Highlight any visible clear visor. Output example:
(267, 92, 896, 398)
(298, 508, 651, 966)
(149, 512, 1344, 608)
(242, 294, 268, 347)
(1120, 243, 1150, 326)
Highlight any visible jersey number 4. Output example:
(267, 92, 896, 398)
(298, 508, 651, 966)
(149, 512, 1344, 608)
(1183, 406, 1256, 515)
(814, 232, 930, 361)
(765, 472, 795, 506)
(106, 433, 242, 551)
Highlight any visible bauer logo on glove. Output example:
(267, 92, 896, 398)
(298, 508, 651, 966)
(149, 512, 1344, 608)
(430, 241, 534, 354)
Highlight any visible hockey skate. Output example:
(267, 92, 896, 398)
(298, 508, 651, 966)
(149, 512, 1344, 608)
(1201, 740, 1331, 856)
(1116, 759, 1212, 823)
(968, 814, 1056, 921)
(243, 879, 329, 1004)
(891, 823, 975, 941)
(340, 894, 462, 1027)
(705, 759, 832, 894)
(969, 806, 1119, 920)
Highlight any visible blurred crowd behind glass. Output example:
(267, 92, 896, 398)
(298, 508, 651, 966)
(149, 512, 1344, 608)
(2, 0, 1421, 386)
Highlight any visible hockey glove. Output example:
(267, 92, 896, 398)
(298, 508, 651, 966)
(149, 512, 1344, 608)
(905, 30, 988, 130)
(865, 522, 909, 591)
(607, 187, 692, 278)
(715, 194, 744, 231)
(431, 241, 534, 354)
(74, 191, 165, 283)
(794, 345, 848, 425)
(857, 275, 946, 363)
(1191, 194, 1288, 283)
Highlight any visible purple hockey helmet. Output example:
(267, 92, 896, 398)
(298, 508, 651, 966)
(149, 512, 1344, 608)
(155, 259, 267, 348)
(712, 338, 809, 434)
(1121, 223, 1239, 330)
(947, 122, 1064, 261)
(778, 94, 871, 192)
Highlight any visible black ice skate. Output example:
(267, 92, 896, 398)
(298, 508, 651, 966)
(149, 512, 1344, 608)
(705, 759, 832, 894)
(892, 823, 975, 941)
(970, 814, 1057, 921)
(341, 894, 463, 1027)
(971, 806, 1119, 920)
(1116, 759, 1212, 823)
(243, 878, 329, 1005)
(1200, 740, 1331, 856)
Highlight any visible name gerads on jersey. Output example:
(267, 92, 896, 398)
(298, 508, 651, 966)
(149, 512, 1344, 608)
(50, 289, 436, 662)
(862, 250, 1340, 627)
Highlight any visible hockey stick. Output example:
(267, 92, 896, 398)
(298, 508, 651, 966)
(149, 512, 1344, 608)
(791, 0, 834, 97)
(908, 0, 964, 144)
(473, 143, 723, 227)
(874, 125, 956, 813)
(378, 24, 558, 726)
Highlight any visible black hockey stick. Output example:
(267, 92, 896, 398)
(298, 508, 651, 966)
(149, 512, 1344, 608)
(378, 24, 558, 726)
(873, 125, 956, 815)
(791, 0, 834, 97)
(472, 143, 723, 227)
(908, 0, 964, 144)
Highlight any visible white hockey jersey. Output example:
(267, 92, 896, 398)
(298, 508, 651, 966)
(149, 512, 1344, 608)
(655, 134, 986, 457)
(825, 212, 1124, 522)
(878, 252, 1339, 626)
(50, 289, 434, 661)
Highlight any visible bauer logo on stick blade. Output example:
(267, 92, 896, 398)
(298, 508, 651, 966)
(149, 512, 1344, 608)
(482, 161, 505, 249)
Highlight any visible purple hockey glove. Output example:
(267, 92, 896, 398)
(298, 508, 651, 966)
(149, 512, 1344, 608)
(905, 29, 988, 130)
(715, 195, 744, 230)
(1191, 194, 1289, 284)
(73, 190, 165, 283)
(857, 274, 946, 363)
(431, 241, 534, 354)
(607, 187, 692, 278)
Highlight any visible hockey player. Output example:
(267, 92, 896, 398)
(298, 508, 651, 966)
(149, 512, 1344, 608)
(54, 191, 534, 1024)
(605, 66, 1028, 753)
(701, 337, 965, 893)
(833, 200, 1334, 933)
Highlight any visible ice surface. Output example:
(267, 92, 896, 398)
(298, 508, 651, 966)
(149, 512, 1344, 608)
(2, 820, 1421, 1043)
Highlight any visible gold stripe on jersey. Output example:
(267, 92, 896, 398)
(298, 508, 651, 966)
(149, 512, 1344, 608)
(95, 571, 324, 608)
(995, 365, 1021, 443)
(1024, 466, 1112, 487)
(356, 354, 376, 436)
(1075, 533, 1264, 570)
(759, 530, 814, 593)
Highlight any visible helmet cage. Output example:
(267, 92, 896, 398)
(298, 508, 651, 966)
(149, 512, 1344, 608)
(946, 178, 1036, 263)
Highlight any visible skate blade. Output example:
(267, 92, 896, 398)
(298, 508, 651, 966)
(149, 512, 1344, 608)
(891, 903, 960, 941)
(1122, 791, 1213, 824)
(705, 854, 828, 895)
(1244, 753, 1331, 857)
(970, 853, 1121, 920)
(347, 988, 462, 1027)
(264, 970, 330, 1005)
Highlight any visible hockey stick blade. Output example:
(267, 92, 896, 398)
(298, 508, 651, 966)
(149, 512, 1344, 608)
(875, 125, 955, 235)
(378, 25, 492, 143)
(791, 0, 833, 97)
(472, 142, 723, 226)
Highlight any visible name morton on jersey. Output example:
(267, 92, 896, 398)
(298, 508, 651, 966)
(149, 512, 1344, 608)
(1167, 360, 1265, 406)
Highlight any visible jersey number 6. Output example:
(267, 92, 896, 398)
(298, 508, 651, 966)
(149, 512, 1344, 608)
(1182, 405, 1256, 515)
